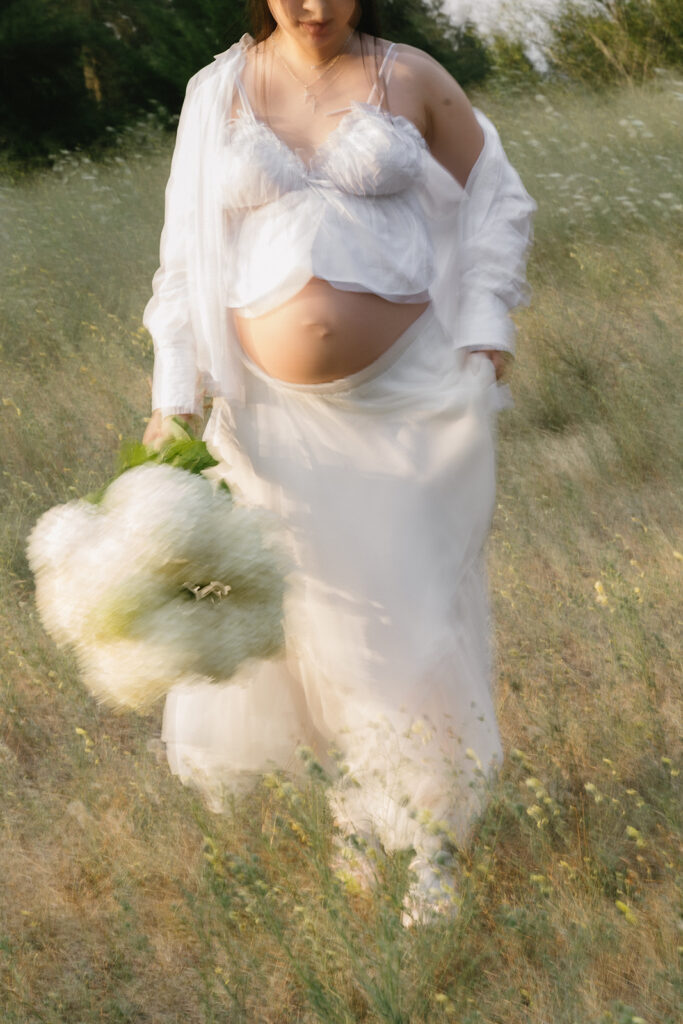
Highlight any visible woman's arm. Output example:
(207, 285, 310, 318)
(402, 48, 536, 374)
(142, 73, 205, 441)
(420, 58, 485, 190)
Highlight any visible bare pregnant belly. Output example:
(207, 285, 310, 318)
(233, 279, 430, 384)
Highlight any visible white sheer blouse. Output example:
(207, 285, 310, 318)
(143, 36, 536, 418)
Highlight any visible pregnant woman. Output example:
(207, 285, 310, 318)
(142, 0, 535, 922)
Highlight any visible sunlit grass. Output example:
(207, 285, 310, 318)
(0, 78, 680, 1022)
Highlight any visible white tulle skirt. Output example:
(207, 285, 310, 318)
(162, 307, 504, 857)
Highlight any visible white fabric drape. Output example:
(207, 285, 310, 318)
(162, 311, 504, 853)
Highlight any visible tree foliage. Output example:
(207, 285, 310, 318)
(1, 0, 489, 162)
(549, 0, 683, 85)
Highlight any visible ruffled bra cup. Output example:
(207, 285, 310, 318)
(221, 103, 428, 208)
(221, 113, 306, 209)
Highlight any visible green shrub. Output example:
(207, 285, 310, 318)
(0, 0, 248, 164)
(549, 0, 683, 85)
(486, 35, 542, 90)
(380, 0, 490, 85)
(0, 1, 101, 160)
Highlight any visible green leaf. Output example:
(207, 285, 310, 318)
(84, 418, 225, 504)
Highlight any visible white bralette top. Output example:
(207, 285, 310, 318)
(221, 44, 436, 317)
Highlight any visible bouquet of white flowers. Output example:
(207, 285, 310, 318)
(27, 422, 287, 711)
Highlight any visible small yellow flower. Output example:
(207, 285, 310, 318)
(615, 900, 636, 923)
(465, 748, 482, 769)
(526, 804, 548, 827)
(626, 825, 645, 847)
(2, 398, 21, 416)
(511, 748, 531, 767)
(289, 820, 311, 846)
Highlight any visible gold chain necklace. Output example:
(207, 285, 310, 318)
(275, 31, 354, 112)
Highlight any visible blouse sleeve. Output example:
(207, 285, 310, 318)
(425, 109, 536, 359)
(143, 74, 204, 417)
(457, 110, 536, 356)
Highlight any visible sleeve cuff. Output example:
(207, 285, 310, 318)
(151, 341, 203, 417)
(454, 292, 516, 356)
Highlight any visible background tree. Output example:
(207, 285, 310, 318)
(549, 0, 683, 84)
(0, 0, 488, 163)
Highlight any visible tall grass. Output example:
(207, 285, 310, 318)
(0, 76, 681, 1022)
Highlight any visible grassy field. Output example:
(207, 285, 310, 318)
(0, 77, 681, 1024)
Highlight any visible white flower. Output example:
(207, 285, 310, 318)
(28, 464, 287, 710)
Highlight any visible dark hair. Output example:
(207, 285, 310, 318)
(248, 1, 382, 43)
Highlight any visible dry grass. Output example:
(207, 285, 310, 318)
(0, 76, 681, 1023)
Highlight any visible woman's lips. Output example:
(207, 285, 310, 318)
(300, 20, 332, 40)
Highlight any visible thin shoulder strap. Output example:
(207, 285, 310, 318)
(234, 72, 256, 120)
(367, 42, 398, 108)
(378, 42, 398, 81)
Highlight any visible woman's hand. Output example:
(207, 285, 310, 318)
(142, 410, 200, 450)
(477, 350, 509, 381)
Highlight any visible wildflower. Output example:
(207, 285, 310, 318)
(625, 826, 645, 847)
(526, 804, 548, 828)
(465, 748, 482, 769)
(511, 748, 532, 769)
(74, 726, 93, 750)
(1, 398, 21, 416)
(615, 900, 636, 924)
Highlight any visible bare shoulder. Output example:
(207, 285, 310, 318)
(377, 38, 484, 186)
(378, 39, 470, 103)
